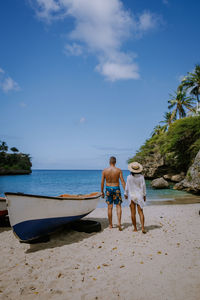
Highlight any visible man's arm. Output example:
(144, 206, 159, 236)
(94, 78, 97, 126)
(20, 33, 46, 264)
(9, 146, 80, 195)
(119, 170, 126, 190)
(101, 170, 105, 198)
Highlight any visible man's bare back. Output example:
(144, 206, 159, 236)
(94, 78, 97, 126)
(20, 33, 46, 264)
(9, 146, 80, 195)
(103, 166, 125, 187)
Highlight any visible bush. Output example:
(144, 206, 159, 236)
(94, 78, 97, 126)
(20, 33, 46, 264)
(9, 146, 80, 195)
(129, 116, 200, 173)
(162, 116, 200, 170)
(0, 143, 32, 173)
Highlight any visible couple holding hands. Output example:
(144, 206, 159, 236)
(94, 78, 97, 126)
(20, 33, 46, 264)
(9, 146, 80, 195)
(101, 156, 146, 233)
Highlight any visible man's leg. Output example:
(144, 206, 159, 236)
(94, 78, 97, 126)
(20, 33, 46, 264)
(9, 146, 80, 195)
(116, 204, 122, 231)
(137, 205, 146, 233)
(130, 201, 137, 231)
(107, 203, 113, 228)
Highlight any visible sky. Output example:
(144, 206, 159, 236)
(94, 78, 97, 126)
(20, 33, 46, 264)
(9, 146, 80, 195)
(0, 0, 200, 169)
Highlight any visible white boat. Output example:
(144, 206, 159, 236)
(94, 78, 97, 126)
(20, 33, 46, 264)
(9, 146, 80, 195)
(5, 192, 101, 242)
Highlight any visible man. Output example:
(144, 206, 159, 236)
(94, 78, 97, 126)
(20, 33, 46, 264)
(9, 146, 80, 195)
(101, 156, 126, 231)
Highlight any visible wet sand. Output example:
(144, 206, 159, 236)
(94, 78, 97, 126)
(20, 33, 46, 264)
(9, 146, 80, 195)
(148, 194, 200, 205)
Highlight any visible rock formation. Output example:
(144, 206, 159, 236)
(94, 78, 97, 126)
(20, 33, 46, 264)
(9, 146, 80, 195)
(151, 177, 169, 189)
(174, 150, 200, 194)
(171, 173, 185, 182)
(141, 151, 175, 179)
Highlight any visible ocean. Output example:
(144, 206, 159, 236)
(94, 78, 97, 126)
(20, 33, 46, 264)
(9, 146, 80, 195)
(1, 170, 198, 207)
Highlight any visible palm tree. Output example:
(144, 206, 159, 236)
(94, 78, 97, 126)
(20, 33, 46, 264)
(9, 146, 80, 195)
(168, 87, 195, 119)
(10, 147, 19, 153)
(151, 125, 166, 137)
(0, 141, 8, 153)
(160, 111, 175, 131)
(180, 64, 200, 109)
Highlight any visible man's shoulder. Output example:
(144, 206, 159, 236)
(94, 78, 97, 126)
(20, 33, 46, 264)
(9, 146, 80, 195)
(103, 167, 109, 171)
(109, 167, 121, 173)
(103, 166, 121, 173)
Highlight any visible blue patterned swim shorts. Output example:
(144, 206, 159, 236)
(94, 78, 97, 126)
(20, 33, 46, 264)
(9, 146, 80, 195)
(105, 186, 122, 205)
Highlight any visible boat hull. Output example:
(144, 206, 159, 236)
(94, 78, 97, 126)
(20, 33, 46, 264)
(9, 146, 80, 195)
(13, 213, 90, 241)
(5, 192, 101, 241)
(0, 197, 7, 216)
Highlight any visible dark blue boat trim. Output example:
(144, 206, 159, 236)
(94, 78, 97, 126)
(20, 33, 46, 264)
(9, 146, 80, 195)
(13, 212, 92, 241)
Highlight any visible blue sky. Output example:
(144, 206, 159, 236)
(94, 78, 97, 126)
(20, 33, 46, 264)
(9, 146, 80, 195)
(0, 0, 200, 169)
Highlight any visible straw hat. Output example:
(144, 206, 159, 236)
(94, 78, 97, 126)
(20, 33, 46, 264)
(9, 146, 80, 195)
(128, 162, 143, 173)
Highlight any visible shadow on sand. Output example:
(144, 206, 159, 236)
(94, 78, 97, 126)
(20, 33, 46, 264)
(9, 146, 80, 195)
(25, 217, 108, 254)
(141, 224, 162, 231)
(0, 216, 11, 233)
(25, 217, 162, 254)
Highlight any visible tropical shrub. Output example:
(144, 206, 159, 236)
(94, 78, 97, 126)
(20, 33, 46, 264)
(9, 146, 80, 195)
(129, 116, 200, 173)
(0, 141, 32, 173)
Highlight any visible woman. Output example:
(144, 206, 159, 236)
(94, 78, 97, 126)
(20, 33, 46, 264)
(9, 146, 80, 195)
(124, 162, 146, 233)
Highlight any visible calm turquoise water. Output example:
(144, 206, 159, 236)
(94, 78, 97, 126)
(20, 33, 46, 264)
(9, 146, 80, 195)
(0, 170, 193, 207)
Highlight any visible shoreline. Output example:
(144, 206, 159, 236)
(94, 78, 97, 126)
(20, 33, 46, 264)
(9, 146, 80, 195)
(0, 203, 200, 299)
(0, 169, 31, 176)
(97, 193, 200, 208)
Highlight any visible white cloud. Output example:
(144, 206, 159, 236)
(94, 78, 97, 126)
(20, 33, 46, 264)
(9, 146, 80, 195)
(0, 68, 20, 93)
(1, 77, 20, 92)
(31, 0, 161, 81)
(162, 0, 169, 5)
(33, 0, 62, 19)
(79, 117, 86, 124)
(96, 61, 139, 82)
(64, 43, 83, 56)
(137, 12, 158, 32)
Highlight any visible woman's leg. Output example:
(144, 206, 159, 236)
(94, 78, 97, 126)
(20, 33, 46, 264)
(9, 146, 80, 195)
(130, 201, 137, 231)
(137, 205, 146, 233)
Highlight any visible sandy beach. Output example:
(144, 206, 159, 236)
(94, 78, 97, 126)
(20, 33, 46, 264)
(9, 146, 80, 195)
(0, 203, 200, 300)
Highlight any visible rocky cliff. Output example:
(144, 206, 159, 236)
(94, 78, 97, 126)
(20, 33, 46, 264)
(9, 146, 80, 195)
(174, 150, 200, 194)
(139, 151, 175, 179)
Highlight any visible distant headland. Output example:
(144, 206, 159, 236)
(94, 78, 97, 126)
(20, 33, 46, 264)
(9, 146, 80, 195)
(0, 141, 32, 175)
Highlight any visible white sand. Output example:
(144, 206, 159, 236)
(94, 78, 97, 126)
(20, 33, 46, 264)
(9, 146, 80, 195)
(0, 204, 200, 300)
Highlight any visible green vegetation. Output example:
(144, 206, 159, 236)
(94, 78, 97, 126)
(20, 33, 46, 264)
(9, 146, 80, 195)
(129, 65, 200, 174)
(187, 171, 192, 182)
(180, 64, 200, 105)
(168, 86, 195, 119)
(151, 64, 200, 137)
(0, 141, 32, 175)
(130, 116, 200, 173)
